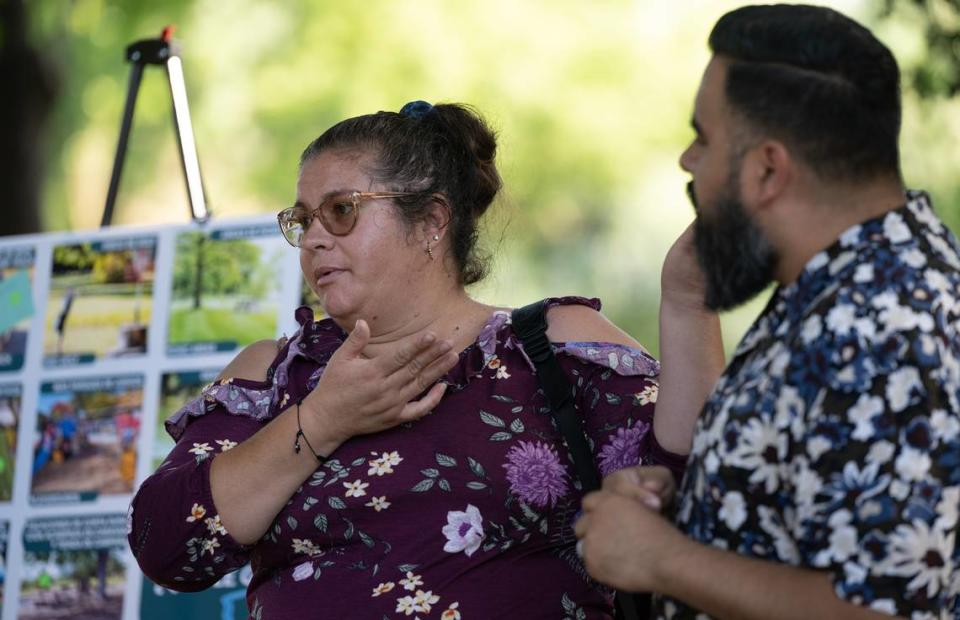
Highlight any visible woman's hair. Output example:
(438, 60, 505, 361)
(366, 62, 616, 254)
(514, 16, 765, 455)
(300, 102, 502, 285)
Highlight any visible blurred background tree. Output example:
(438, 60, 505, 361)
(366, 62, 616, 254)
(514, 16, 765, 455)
(4, 0, 958, 354)
(172, 233, 266, 306)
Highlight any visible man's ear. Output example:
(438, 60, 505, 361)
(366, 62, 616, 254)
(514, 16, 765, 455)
(741, 139, 793, 211)
(420, 194, 452, 241)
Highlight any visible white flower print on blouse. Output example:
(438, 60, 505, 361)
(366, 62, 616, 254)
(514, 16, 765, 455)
(371, 582, 395, 597)
(396, 595, 417, 616)
(185, 503, 206, 522)
(344, 479, 369, 497)
(413, 589, 440, 614)
(365, 496, 391, 512)
(488, 355, 511, 378)
(204, 515, 227, 536)
(188, 442, 213, 456)
(200, 538, 220, 556)
(215, 439, 238, 451)
(441, 602, 461, 620)
(291, 538, 323, 557)
(442, 504, 485, 556)
(368, 450, 402, 476)
(634, 384, 658, 406)
(399, 571, 423, 591)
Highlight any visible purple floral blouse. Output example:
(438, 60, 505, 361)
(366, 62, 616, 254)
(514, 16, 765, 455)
(129, 297, 686, 619)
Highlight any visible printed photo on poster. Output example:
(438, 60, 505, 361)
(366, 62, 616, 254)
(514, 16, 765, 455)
(43, 237, 155, 368)
(153, 369, 220, 469)
(141, 564, 251, 620)
(32, 375, 142, 504)
(0, 384, 21, 502)
(19, 514, 127, 620)
(0, 246, 36, 372)
(299, 277, 324, 318)
(168, 224, 285, 355)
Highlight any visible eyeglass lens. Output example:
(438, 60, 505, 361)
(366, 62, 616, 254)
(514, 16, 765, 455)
(279, 193, 359, 247)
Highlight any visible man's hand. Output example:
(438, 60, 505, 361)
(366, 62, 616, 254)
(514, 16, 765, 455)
(574, 487, 687, 592)
(602, 465, 676, 512)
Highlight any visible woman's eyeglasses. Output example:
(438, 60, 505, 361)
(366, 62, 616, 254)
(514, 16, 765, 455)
(277, 191, 417, 248)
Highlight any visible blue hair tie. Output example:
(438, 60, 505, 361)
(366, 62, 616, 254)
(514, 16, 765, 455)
(399, 100, 434, 119)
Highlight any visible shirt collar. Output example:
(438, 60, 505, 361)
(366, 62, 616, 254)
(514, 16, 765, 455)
(731, 189, 934, 360)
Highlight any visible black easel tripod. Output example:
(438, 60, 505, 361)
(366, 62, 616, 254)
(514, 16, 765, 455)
(101, 26, 211, 227)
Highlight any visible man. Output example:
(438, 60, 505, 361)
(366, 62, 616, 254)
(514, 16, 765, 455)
(575, 5, 960, 619)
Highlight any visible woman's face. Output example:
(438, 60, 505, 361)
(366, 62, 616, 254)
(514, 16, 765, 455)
(296, 149, 427, 327)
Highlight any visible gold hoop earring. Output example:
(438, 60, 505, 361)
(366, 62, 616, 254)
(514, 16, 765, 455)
(426, 243, 434, 260)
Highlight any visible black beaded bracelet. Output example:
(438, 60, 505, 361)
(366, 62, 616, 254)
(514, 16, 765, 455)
(294, 401, 328, 464)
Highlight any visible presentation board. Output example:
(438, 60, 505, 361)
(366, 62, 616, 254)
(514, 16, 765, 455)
(0, 215, 308, 619)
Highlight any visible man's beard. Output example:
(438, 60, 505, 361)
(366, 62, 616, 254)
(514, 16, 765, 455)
(687, 180, 777, 311)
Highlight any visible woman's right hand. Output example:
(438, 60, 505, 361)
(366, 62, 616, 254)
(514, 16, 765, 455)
(302, 319, 459, 446)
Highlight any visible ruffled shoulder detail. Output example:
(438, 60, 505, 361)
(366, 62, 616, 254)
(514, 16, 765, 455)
(556, 341, 659, 377)
(545, 297, 659, 377)
(164, 378, 276, 441)
(441, 297, 603, 389)
(165, 307, 346, 441)
(495, 296, 660, 378)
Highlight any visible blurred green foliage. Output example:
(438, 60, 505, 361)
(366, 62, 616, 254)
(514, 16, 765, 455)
(172, 233, 267, 301)
(52, 244, 96, 274)
(24, 0, 960, 355)
(882, 0, 960, 97)
(91, 252, 126, 284)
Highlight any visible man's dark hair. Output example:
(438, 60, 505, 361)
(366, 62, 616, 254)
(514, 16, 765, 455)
(710, 4, 902, 183)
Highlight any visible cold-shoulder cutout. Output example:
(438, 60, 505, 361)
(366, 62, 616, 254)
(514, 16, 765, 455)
(545, 303, 646, 352)
(216, 339, 284, 383)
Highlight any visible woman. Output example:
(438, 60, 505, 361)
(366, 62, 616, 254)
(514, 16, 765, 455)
(128, 101, 722, 618)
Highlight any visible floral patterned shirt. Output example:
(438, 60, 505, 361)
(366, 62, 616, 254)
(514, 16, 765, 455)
(659, 192, 960, 619)
(129, 296, 685, 619)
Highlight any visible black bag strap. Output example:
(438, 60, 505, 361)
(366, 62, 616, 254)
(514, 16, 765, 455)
(511, 300, 647, 620)
(512, 300, 601, 492)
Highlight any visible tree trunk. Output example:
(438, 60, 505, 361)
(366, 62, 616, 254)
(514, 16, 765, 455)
(193, 234, 204, 309)
(96, 549, 108, 598)
(0, 0, 58, 237)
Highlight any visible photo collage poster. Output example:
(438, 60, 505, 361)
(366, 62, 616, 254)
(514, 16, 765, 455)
(43, 237, 156, 369)
(0, 247, 35, 373)
(0, 215, 305, 620)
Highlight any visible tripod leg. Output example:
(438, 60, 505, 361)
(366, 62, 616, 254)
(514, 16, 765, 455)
(101, 62, 144, 228)
(166, 56, 210, 223)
